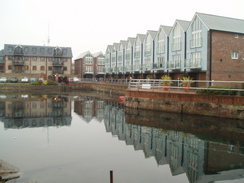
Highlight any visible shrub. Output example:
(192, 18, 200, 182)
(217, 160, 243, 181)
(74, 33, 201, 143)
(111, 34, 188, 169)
(196, 86, 237, 95)
(43, 80, 58, 85)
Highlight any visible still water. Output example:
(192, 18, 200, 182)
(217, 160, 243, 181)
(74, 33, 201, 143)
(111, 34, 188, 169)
(0, 94, 243, 183)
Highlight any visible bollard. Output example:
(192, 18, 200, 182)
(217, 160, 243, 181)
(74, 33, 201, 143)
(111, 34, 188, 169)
(110, 170, 113, 183)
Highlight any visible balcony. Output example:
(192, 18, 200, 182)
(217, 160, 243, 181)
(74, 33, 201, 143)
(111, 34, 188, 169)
(185, 59, 202, 69)
(52, 61, 64, 66)
(167, 61, 181, 70)
(12, 61, 24, 65)
(12, 70, 24, 73)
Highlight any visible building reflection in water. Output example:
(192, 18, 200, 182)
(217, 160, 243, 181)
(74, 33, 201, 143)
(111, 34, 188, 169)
(74, 96, 244, 183)
(0, 95, 72, 129)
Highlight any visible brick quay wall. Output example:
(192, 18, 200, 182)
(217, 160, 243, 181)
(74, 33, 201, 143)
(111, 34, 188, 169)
(124, 90, 244, 120)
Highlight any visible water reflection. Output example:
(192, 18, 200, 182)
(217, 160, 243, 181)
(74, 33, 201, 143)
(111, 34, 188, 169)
(1, 95, 72, 129)
(74, 96, 244, 183)
(0, 94, 243, 183)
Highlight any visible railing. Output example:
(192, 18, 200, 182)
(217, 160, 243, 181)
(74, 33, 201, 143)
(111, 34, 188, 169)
(71, 78, 244, 94)
(128, 79, 244, 93)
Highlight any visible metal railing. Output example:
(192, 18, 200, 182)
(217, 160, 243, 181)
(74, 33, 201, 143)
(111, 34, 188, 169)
(128, 79, 244, 94)
(72, 78, 244, 94)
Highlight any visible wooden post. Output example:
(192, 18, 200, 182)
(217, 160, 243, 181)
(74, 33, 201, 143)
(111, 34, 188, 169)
(110, 170, 113, 183)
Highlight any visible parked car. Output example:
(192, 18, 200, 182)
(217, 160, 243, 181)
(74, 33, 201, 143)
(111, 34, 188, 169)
(21, 77, 29, 83)
(10, 77, 18, 83)
(0, 77, 7, 83)
(30, 78, 36, 82)
(73, 77, 79, 82)
(38, 78, 44, 82)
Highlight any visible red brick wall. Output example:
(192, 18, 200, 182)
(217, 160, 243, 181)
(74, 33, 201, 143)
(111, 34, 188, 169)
(211, 31, 244, 87)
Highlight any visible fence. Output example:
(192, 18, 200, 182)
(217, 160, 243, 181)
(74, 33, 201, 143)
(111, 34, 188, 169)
(76, 78, 244, 94)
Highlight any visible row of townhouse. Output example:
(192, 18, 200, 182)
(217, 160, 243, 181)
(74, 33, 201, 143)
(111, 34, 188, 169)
(74, 51, 105, 79)
(0, 44, 73, 81)
(104, 12, 244, 82)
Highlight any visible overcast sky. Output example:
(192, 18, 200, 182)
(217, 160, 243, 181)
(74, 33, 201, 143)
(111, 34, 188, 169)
(0, 0, 243, 59)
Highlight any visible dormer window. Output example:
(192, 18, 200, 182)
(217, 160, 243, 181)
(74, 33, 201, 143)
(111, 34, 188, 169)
(54, 47, 63, 56)
(14, 45, 23, 55)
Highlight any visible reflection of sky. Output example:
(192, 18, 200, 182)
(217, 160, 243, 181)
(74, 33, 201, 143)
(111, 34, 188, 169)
(0, 108, 188, 183)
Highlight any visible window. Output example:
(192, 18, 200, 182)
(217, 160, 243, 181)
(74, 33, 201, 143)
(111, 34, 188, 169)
(158, 30, 165, 54)
(48, 66, 52, 70)
(24, 57, 29, 61)
(231, 51, 238, 59)
(191, 17, 202, 48)
(235, 34, 238, 38)
(145, 35, 151, 56)
(8, 65, 12, 70)
(85, 66, 93, 72)
(191, 52, 201, 67)
(97, 66, 104, 73)
(172, 24, 181, 51)
(172, 55, 181, 68)
(85, 57, 92, 64)
(48, 57, 53, 62)
(40, 57, 45, 61)
(63, 67, 67, 71)
(62, 58, 67, 62)
(126, 44, 131, 60)
(32, 57, 37, 61)
(25, 65, 29, 70)
(32, 66, 37, 70)
(41, 66, 45, 71)
(97, 57, 105, 65)
(157, 57, 164, 68)
(134, 38, 141, 58)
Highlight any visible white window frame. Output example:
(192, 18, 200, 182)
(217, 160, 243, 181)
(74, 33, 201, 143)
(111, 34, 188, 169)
(231, 51, 238, 59)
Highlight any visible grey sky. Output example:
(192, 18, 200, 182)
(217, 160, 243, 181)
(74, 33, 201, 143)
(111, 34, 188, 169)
(0, 0, 243, 59)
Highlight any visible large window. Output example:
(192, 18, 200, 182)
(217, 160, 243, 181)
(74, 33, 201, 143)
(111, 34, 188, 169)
(145, 35, 151, 56)
(97, 57, 105, 65)
(157, 57, 164, 68)
(126, 43, 131, 60)
(172, 24, 181, 51)
(97, 66, 104, 73)
(191, 17, 202, 48)
(191, 52, 201, 67)
(85, 57, 92, 64)
(171, 55, 181, 68)
(157, 30, 165, 54)
(134, 38, 140, 58)
(85, 66, 93, 73)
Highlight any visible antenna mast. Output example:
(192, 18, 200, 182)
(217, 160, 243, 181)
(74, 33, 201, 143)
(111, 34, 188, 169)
(47, 23, 50, 46)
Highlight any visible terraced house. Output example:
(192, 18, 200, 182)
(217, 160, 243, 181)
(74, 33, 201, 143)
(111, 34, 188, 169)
(104, 12, 244, 83)
(74, 51, 105, 79)
(0, 44, 73, 80)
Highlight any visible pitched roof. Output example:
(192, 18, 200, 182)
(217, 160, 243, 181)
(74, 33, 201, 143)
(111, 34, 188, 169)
(136, 34, 146, 43)
(92, 51, 104, 57)
(105, 45, 113, 53)
(3, 44, 72, 57)
(119, 40, 127, 47)
(176, 20, 191, 31)
(75, 50, 92, 60)
(147, 30, 158, 40)
(195, 12, 244, 33)
(112, 43, 120, 50)
(159, 25, 172, 36)
(127, 37, 135, 46)
(0, 49, 4, 56)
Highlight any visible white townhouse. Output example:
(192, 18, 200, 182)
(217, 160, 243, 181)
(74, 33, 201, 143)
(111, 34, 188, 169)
(117, 40, 126, 76)
(111, 43, 119, 74)
(168, 20, 190, 74)
(154, 25, 172, 73)
(142, 30, 157, 78)
(133, 34, 146, 78)
(105, 45, 113, 75)
(125, 37, 135, 75)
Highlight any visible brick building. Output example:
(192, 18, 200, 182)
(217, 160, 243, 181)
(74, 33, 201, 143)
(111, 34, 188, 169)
(74, 51, 105, 79)
(0, 44, 73, 81)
